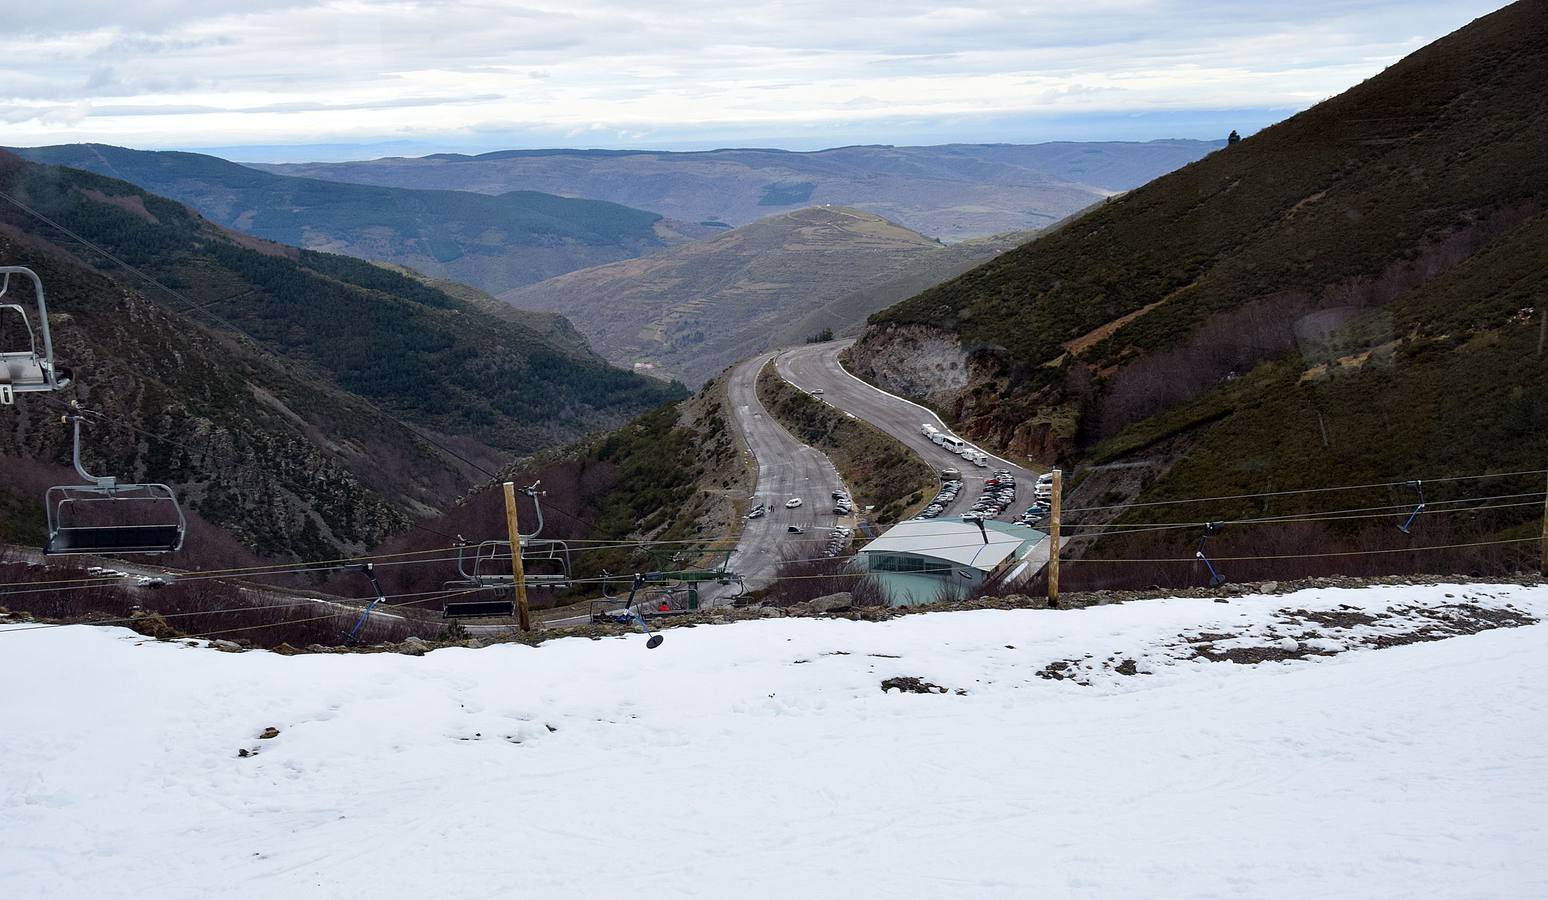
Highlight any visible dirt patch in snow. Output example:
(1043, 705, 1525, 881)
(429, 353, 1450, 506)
(1037, 598, 1539, 685)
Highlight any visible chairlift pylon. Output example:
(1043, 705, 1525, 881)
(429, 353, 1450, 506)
(44, 411, 186, 556)
(0, 266, 72, 405)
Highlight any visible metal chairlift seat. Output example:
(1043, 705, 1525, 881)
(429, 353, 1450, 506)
(456, 538, 574, 591)
(0, 267, 71, 404)
(442, 587, 516, 619)
(44, 414, 185, 556)
(449, 482, 574, 594)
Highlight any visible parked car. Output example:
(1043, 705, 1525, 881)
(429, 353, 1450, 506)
(746, 505, 766, 519)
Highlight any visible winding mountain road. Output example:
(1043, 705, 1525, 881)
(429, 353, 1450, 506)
(703, 353, 852, 602)
(774, 339, 1042, 522)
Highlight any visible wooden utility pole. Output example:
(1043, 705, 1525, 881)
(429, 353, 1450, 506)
(1540, 471, 1548, 578)
(503, 481, 532, 631)
(1048, 468, 1062, 608)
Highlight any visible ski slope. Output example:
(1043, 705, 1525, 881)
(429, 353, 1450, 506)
(3, 582, 1545, 898)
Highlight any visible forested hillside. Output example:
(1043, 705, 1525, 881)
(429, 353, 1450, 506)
(0, 153, 683, 560)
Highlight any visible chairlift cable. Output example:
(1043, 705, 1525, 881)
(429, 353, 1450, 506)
(1062, 467, 1548, 513)
(0, 533, 1537, 641)
(0, 584, 489, 638)
(5, 490, 1536, 597)
(1058, 492, 1547, 534)
(1062, 536, 1539, 565)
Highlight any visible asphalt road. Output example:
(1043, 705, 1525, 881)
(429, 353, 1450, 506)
(705, 352, 852, 602)
(775, 340, 1042, 522)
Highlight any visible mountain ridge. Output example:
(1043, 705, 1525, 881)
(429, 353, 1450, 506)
(7, 143, 676, 298)
(256, 140, 1219, 242)
(503, 205, 1035, 386)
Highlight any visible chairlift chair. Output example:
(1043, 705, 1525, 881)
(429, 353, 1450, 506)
(441, 547, 518, 619)
(44, 413, 185, 556)
(0, 266, 71, 405)
(451, 482, 574, 591)
(455, 538, 574, 590)
(441, 585, 516, 619)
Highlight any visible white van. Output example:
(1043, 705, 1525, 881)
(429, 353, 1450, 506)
(966, 450, 988, 467)
(940, 436, 967, 454)
(920, 423, 938, 438)
(929, 431, 947, 447)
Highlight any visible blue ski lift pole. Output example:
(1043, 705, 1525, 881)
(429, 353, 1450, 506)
(1397, 480, 1426, 534)
(1196, 522, 1227, 587)
(623, 573, 664, 649)
(346, 563, 388, 643)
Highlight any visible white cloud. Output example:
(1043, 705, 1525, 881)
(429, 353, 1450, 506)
(0, 0, 1512, 151)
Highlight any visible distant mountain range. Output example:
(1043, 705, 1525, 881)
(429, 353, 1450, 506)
(0, 152, 683, 560)
(503, 206, 1036, 386)
(257, 141, 1220, 242)
(8, 144, 682, 297)
(7, 141, 1217, 311)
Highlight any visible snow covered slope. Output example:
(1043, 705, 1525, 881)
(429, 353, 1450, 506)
(3, 583, 1546, 898)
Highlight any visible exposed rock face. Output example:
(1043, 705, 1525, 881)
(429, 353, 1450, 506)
(847, 323, 1073, 464)
(844, 323, 973, 408)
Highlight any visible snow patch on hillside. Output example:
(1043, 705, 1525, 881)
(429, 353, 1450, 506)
(2, 582, 1546, 897)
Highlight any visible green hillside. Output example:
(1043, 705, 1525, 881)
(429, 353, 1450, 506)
(0, 153, 683, 560)
(849, 0, 1548, 570)
(9, 144, 670, 295)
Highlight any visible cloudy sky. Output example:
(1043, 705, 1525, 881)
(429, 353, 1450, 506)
(0, 0, 1511, 160)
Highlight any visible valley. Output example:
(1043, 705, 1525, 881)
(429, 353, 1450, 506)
(8, 4, 1548, 898)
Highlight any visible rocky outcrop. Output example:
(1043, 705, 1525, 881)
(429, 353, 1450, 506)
(846, 322, 1076, 465)
(844, 322, 973, 408)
